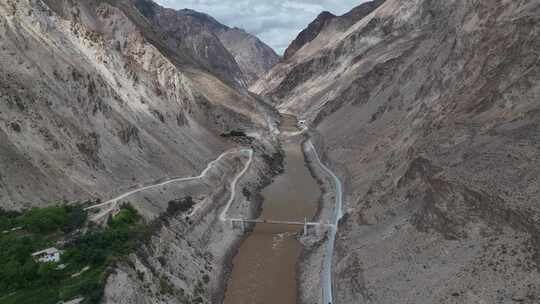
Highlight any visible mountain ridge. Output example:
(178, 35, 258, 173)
(0, 0, 274, 209)
(254, 0, 540, 302)
(132, 0, 280, 86)
(281, 0, 386, 62)
(0, 1, 280, 303)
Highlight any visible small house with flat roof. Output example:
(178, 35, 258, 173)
(31, 247, 62, 263)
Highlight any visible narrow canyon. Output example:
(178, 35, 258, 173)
(1, 0, 539, 304)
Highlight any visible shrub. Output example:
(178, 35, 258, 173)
(159, 275, 174, 295)
(0, 208, 21, 231)
(220, 130, 246, 137)
(166, 197, 194, 215)
(16, 205, 87, 234)
(108, 204, 139, 229)
(0, 204, 143, 304)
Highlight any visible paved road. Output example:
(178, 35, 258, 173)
(85, 148, 253, 222)
(83, 131, 342, 304)
(308, 140, 343, 304)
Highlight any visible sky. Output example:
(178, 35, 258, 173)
(154, 0, 366, 54)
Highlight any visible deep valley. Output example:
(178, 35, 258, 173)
(1, 0, 539, 303)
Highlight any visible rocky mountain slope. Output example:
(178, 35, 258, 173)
(0, 0, 281, 303)
(0, 0, 274, 210)
(282, 11, 336, 61)
(132, 0, 279, 87)
(254, 0, 540, 303)
(217, 27, 280, 86)
(281, 0, 386, 62)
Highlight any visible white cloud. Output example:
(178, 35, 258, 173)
(282, 1, 325, 13)
(154, 0, 367, 54)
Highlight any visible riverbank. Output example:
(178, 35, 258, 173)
(222, 123, 321, 304)
(213, 147, 285, 303)
(296, 137, 335, 304)
(296, 135, 346, 304)
(100, 138, 282, 304)
(216, 114, 343, 304)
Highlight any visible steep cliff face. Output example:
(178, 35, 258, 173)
(173, 8, 280, 86)
(135, 2, 249, 88)
(282, 1, 386, 62)
(256, 0, 540, 303)
(0, 0, 271, 210)
(0, 0, 281, 303)
(282, 11, 336, 61)
(131, 0, 279, 87)
(336, 0, 387, 30)
(217, 27, 280, 85)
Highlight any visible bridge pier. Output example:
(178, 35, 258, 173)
(230, 219, 247, 233)
(317, 224, 324, 236)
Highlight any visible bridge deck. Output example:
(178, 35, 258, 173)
(230, 218, 325, 226)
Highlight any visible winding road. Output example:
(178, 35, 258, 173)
(219, 149, 254, 222)
(85, 148, 254, 222)
(307, 140, 343, 304)
(84, 131, 342, 304)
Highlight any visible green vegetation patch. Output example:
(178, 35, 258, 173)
(0, 204, 146, 304)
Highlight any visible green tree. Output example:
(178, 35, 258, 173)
(37, 263, 62, 284)
(2, 260, 22, 288)
(22, 206, 68, 233)
(21, 259, 39, 284)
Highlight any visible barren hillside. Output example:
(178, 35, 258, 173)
(131, 0, 280, 87)
(0, 0, 282, 303)
(0, 0, 272, 209)
(254, 0, 540, 302)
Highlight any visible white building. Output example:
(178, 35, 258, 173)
(32, 247, 62, 263)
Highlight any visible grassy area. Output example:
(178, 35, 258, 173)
(0, 204, 146, 304)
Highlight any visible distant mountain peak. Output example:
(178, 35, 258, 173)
(282, 10, 336, 60)
(318, 11, 336, 19)
(282, 0, 386, 61)
(176, 8, 226, 29)
(132, 1, 278, 86)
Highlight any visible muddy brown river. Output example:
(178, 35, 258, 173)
(223, 116, 321, 304)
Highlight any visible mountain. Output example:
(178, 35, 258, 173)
(253, 0, 540, 302)
(132, 0, 280, 87)
(175, 8, 281, 86)
(0, 0, 281, 303)
(282, 0, 386, 61)
(282, 11, 336, 61)
(132, 2, 248, 88)
(0, 0, 273, 209)
(217, 27, 281, 85)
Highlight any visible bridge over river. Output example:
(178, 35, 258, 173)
(228, 218, 334, 236)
